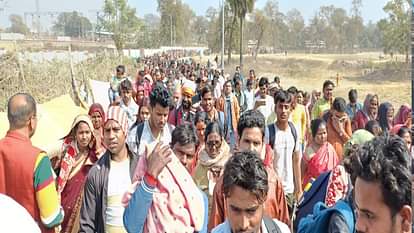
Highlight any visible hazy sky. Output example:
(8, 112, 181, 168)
(0, 0, 389, 28)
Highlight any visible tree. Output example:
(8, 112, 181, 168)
(286, 9, 305, 49)
(192, 16, 209, 45)
(136, 14, 160, 48)
(228, 0, 255, 68)
(52, 12, 92, 38)
(102, 0, 141, 53)
(7, 14, 29, 35)
(378, 0, 410, 62)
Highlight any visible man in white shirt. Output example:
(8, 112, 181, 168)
(211, 151, 290, 233)
(265, 90, 302, 218)
(134, 83, 175, 156)
(244, 79, 255, 111)
(254, 77, 274, 124)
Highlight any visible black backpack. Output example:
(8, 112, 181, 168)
(267, 121, 298, 153)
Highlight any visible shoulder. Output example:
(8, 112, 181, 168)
(211, 220, 230, 233)
(273, 219, 291, 233)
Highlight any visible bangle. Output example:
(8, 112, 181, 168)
(144, 172, 158, 187)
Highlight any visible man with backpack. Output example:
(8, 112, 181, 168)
(211, 150, 291, 233)
(265, 90, 302, 217)
(127, 83, 175, 157)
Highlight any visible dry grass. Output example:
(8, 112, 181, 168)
(211, 52, 411, 109)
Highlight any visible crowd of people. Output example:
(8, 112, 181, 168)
(0, 52, 412, 233)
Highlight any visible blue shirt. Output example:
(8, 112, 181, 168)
(345, 102, 363, 120)
(123, 179, 208, 233)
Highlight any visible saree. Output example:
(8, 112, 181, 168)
(303, 142, 338, 188)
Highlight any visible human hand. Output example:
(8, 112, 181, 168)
(146, 142, 172, 178)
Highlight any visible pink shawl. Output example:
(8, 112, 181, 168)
(124, 146, 205, 233)
(303, 142, 339, 188)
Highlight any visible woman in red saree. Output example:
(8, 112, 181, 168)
(56, 115, 98, 233)
(302, 118, 339, 188)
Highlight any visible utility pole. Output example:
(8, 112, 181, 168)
(221, 0, 224, 70)
(170, 15, 173, 47)
(35, 0, 40, 36)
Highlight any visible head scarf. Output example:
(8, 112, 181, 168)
(394, 104, 411, 125)
(343, 129, 374, 157)
(378, 102, 393, 133)
(362, 94, 378, 121)
(106, 106, 129, 136)
(57, 114, 96, 195)
(88, 103, 105, 125)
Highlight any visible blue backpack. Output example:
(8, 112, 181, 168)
(297, 200, 355, 233)
(293, 171, 331, 231)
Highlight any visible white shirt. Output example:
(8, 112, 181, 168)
(211, 219, 290, 233)
(255, 95, 274, 120)
(106, 158, 131, 227)
(120, 98, 139, 129)
(137, 120, 174, 156)
(265, 123, 300, 194)
(0, 194, 41, 233)
(244, 89, 255, 110)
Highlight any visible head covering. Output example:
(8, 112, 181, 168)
(137, 85, 145, 92)
(378, 102, 393, 133)
(343, 129, 374, 157)
(88, 103, 105, 123)
(106, 106, 129, 136)
(58, 114, 96, 195)
(63, 114, 95, 140)
(394, 104, 411, 125)
(362, 94, 378, 120)
(182, 82, 195, 97)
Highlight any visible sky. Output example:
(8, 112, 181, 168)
(0, 0, 389, 29)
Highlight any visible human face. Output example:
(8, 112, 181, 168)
(402, 132, 412, 150)
(275, 101, 291, 123)
(313, 124, 327, 145)
(205, 132, 222, 158)
(195, 121, 206, 144)
(331, 110, 348, 126)
(120, 88, 132, 104)
(354, 178, 410, 233)
(226, 185, 264, 233)
(173, 90, 182, 106)
(75, 122, 92, 150)
(239, 127, 263, 154)
(296, 93, 304, 105)
(103, 120, 126, 155)
(139, 106, 150, 122)
(173, 143, 196, 172)
(90, 112, 103, 129)
(224, 82, 232, 96)
(387, 107, 394, 124)
(201, 92, 214, 112)
(372, 123, 382, 136)
(182, 93, 192, 110)
(369, 97, 378, 115)
(136, 91, 144, 105)
(149, 103, 170, 131)
(323, 84, 334, 100)
(259, 85, 267, 98)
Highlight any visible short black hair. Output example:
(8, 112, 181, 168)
(201, 85, 214, 99)
(171, 124, 198, 147)
(258, 77, 269, 87)
(204, 121, 224, 142)
(149, 83, 172, 108)
(310, 119, 326, 138)
(348, 89, 358, 103)
(274, 90, 292, 105)
(332, 97, 347, 112)
(237, 110, 266, 140)
(223, 150, 269, 203)
(194, 111, 210, 125)
(323, 80, 334, 90)
(274, 76, 280, 83)
(116, 65, 125, 74)
(344, 135, 411, 216)
(397, 126, 411, 138)
(365, 120, 380, 135)
(287, 86, 298, 95)
(119, 79, 133, 92)
(7, 93, 37, 129)
(246, 79, 253, 87)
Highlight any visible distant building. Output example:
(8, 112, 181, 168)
(0, 33, 25, 41)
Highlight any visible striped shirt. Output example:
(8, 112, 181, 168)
(34, 152, 64, 228)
